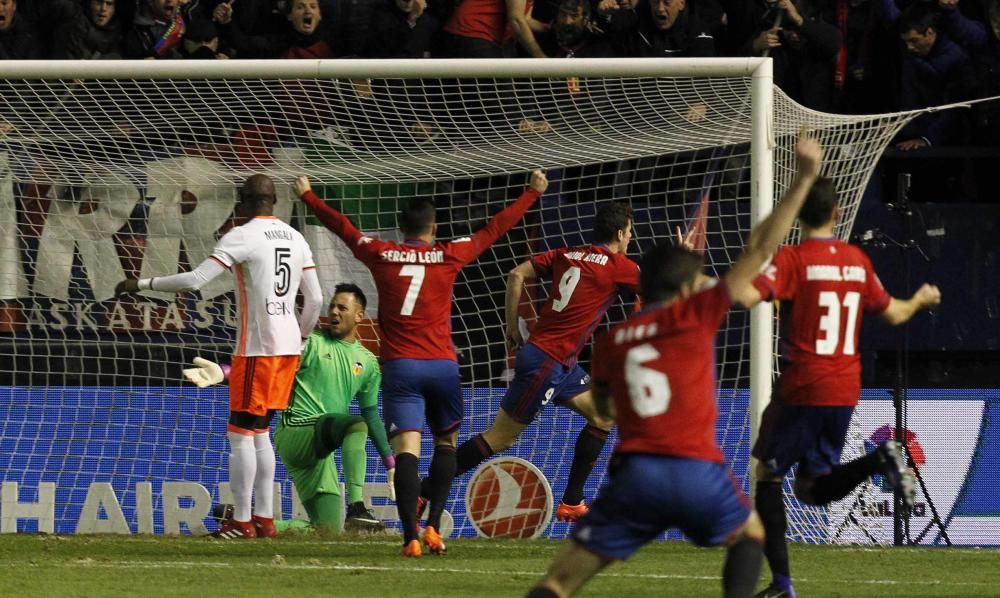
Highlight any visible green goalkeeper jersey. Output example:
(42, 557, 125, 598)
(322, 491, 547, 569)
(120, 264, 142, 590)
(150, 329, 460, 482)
(279, 332, 386, 453)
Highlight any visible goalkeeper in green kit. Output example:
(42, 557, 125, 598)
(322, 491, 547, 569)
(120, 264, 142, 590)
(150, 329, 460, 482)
(185, 283, 395, 533)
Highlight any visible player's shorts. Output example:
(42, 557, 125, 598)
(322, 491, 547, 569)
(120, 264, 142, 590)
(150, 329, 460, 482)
(381, 358, 462, 437)
(572, 454, 751, 560)
(229, 355, 300, 416)
(274, 414, 361, 503)
(752, 401, 854, 478)
(501, 343, 591, 424)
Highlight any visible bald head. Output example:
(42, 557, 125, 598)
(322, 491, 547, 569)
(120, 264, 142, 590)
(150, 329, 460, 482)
(238, 174, 277, 216)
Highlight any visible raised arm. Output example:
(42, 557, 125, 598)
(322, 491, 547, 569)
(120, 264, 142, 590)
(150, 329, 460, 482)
(726, 130, 823, 307)
(294, 176, 365, 248)
(879, 283, 941, 325)
(505, 260, 539, 352)
(455, 170, 548, 264)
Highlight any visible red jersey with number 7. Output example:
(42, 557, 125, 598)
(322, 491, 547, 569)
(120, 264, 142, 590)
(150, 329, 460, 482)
(752, 238, 891, 407)
(527, 245, 640, 367)
(301, 188, 540, 362)
(592, 281, 731, 462)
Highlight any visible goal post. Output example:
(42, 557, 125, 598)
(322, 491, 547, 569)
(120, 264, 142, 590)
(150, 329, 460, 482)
(0, 58, 917, 542)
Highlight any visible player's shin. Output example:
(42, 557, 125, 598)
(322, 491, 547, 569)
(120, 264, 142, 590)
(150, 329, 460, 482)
(755, 481, 792, 589)
(426, 445, 457, 531)
(227, 430, 257, 522)
(253, 431, 276, 519)
(456, 434, 496, 477)
(394, 452, 421, 543)
(341, 421, 369, 506)
(722, 537, 764, 598)
(562, 424, 608, 506)
(807, 451, 880, 505)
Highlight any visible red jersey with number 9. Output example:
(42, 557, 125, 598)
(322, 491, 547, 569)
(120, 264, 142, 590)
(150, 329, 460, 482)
(592, 281, 730, 463)
(527, 245, 640, 367)
(752, 238, 891, 407)
(301, 188, 540, 362)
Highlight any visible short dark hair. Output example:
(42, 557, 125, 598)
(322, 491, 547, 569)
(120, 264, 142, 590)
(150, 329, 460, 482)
(238, 174, 276, 205)
(333, 282, 367, 310)
(593, 202, 633, 244)
(398, 197, 436, 236)
(639, 242, 704, 303)
(899, 3, 937, 35)
(559, 0, 591, 17)
(798, 177, 838, 229)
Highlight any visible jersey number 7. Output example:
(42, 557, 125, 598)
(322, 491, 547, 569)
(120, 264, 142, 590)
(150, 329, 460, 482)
(399, 265, 425, 316)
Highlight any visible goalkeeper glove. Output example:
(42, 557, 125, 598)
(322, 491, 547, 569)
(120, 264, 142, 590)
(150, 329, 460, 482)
(183, 357, 228, 388)
(384, 455, 397, 501)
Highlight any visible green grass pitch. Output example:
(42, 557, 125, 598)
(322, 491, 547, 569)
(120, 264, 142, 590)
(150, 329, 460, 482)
(1, 534, 996, 597)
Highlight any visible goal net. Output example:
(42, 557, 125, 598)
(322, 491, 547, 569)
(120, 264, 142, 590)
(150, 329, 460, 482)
(0, 59, 914, 542)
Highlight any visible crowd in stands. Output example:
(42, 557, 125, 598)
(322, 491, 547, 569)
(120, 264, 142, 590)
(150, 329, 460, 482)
(0, 0, 998, 146)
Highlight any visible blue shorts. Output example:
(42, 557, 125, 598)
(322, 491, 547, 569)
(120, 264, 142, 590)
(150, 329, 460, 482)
(381, 359, 463, 438)
(572, 454, 751, 560)
(501, 343, 591, 424)
(752, 402, 854, 478)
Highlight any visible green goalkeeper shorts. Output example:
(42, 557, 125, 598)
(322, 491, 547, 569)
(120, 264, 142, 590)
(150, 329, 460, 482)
(275, 414, 358, 503)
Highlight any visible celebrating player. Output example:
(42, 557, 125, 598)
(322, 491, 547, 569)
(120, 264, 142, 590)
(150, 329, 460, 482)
(529, 129, 824, 598)
(186, 283, 395, 533)
(294, 171, 548, 556)
(421, 202, 639, 523)
(116, 174, 323, 539)
(747, 179, 941, 598)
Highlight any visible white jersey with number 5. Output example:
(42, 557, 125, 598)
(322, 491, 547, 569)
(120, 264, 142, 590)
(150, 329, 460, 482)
(210, 216, 316, 357)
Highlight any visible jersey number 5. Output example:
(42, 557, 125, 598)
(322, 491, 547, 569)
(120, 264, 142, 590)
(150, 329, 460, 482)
(817, 291, 861, 355)
(625, 343, 671, 418)
(274, 248, 292, 297)
(399, 265, 425, 316)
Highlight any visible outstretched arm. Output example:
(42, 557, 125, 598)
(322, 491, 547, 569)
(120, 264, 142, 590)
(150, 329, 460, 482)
(458, 170, 548, 264)
(727, 130, 823, 307)
(880, 283, 941, 325)
(294, 176, 365, 248)
(115, 257, 228, 295)
(505, 260, 538, 352)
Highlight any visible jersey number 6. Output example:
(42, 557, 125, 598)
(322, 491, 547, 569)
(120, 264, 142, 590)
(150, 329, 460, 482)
(624, 343, 671, 418)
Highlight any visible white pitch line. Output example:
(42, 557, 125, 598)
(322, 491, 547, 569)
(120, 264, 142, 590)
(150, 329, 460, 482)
(22, 560, 998, 588)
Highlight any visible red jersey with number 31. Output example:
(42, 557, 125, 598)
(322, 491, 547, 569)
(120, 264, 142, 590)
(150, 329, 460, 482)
(301, 189, 540, 362)
(753, 238, 891, 407)
(528, 245, 640, 366)
(592, 282, 731, 463)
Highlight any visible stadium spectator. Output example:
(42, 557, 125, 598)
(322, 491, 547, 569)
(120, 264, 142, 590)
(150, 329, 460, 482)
(115, 174, 324, 540)
(220, 0, 337, 58)
(362, 0, 440, 58)
(419, 202, 639, 525)
(600, 0, 715, 57)
(295, 170, 547, 557)
(552, 0, 614, 57)
(443, 0, 551, 57)
(746, 178, 940, 598)
(190, 284, 396, 534)
(528, 129, 826, 598)
(51, 0, 123, 60)
(181, 16, 227, 58)
(123, 0, 203, 59)
(0, 0, 40, 59)
(880, 2, 977, 149)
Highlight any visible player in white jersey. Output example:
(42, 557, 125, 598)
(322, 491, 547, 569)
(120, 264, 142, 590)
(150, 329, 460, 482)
(116, 174, 323, 539)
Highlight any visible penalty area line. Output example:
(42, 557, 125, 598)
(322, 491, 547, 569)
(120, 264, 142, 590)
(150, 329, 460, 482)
(25, 560, 997, 587)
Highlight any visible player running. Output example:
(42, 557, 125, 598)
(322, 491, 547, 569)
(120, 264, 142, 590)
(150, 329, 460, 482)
(746, 179, 941, 598)
(529, 129, 823, 598)
(422, 202, 640, 523)
(116, 174, 323, 539)
(185, 283, 395, 534)
(294, 171, 548, 556)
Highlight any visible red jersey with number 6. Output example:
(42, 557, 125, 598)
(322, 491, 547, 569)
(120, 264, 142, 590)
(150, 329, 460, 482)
(753, 238, 891, 407)
(301, 189, 540, 362)
(592, 282, 731, 463)
(527, 245, 640, 366)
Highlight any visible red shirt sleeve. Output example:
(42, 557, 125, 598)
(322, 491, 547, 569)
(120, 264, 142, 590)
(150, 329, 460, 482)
(753, 246, 796, 302)
(447, 188, 540, 265)
(530, 248, 560, 277)
(614, 256, 641, 294)
(863, 255, 892, 313)
(300, 190, 382, 265)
